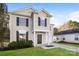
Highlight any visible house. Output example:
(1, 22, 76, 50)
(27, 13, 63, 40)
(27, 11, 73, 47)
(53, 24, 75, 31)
(54, 28, 79, 43)
(9, 7, 53, 47)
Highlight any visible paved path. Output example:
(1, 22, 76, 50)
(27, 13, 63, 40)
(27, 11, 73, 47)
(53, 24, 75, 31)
(42, 43, 79, 53)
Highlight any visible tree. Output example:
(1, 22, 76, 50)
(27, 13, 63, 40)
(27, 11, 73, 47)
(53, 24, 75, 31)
(0, 3, 9, 47)
(68, 20, 79, 29)
(54, 27, 58, 34)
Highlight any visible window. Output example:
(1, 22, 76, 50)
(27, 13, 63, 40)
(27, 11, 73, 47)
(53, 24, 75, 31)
(45, 18, 47, 26)
(38, 17, 47, 27)
(37, 34, 42, 44)
(26, 32, 28, 40)
(75, 34, 78, 41)
(16, 17, 29, 26)
(75, 37, 78, 40)
(63, 38, 65, 40)
(56, 38, 59, 40)
(38, 17, 41, 26)
(19, 18, 26, 26)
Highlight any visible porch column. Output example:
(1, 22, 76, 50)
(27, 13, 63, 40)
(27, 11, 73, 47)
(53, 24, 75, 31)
(46, 32, 48, 45)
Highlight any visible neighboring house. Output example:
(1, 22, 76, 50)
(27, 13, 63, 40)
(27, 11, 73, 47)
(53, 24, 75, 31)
(9, 7, 53, 47)
(54, 28, 79, 43)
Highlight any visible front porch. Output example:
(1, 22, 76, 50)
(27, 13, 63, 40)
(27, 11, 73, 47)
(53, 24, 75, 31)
(33, 31, 50, 47)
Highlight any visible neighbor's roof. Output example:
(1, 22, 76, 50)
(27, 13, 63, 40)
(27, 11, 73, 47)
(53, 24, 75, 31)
(54, 28, 79, 35)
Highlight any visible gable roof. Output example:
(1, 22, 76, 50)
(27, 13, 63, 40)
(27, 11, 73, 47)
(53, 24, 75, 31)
(9, 7, 52, 17)
(54, 28, 79, 35)
(39, 9, 52, 17)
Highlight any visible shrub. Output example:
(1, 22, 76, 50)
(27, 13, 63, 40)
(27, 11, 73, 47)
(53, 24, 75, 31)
(8, 41, 17, 49)
(25, 40, 33, 47)
(8, 40, 33, 49)
(17, 39, 26, 48)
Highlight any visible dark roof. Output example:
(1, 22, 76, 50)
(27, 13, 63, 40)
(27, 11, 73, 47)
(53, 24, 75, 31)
(54, 28, 79, 35)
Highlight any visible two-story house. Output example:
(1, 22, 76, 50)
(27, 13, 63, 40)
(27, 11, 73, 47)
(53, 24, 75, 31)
(9, 7, 53, 47)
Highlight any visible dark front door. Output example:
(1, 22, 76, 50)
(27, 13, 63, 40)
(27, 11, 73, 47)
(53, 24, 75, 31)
(37, 34, 42, 44)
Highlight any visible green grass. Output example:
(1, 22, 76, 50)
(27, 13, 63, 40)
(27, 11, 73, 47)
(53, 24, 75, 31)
(0, 48, 79, 56)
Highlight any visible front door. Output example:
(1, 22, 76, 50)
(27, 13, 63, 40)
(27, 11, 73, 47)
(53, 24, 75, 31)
(37, 34, 42, 44)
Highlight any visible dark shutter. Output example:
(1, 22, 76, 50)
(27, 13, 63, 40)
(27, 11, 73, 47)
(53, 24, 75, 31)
(26, 32, 28, 41)
(16, 17, 19, 26)
(38, 17, 41, 26)
(45, 18, 47, 27)
(16, 31, 19, 42)
(26, 19, 29, 26)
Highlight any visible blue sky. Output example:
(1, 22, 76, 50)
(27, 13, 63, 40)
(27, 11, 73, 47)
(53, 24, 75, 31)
(7, 3, 79, 27)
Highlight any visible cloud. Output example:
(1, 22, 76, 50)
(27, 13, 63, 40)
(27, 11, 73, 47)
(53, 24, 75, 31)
(50, 13, 66, 27)
(51, 11, 79, 27)
(66, 11, 79, 22)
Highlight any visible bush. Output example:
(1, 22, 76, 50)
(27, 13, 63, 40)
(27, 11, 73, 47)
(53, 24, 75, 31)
(8, 40, 33, 49)
(26, 40, 33, 47)
(17, 39, 28, 48)
(8, 41, 18, 49)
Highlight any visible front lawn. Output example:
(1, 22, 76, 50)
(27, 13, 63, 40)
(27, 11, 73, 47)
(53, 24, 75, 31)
(0, 48, 79, 56)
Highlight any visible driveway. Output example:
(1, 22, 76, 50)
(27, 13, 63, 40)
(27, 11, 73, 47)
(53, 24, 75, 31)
(42, 43, 79, 53)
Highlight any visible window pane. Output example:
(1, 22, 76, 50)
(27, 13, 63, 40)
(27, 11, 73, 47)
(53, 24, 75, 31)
(19, 18, 26, 26)
(37, 34, 42, 44)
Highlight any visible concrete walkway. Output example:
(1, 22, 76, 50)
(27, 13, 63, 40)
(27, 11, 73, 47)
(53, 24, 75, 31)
(42, 43, 79, 53)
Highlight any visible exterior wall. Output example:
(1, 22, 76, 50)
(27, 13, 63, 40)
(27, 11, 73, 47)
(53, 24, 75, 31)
(54, 33, 79, 43)
(33, 11, 50, 32)
(9, 14, 33, 42)
(9, 8, 53, 47)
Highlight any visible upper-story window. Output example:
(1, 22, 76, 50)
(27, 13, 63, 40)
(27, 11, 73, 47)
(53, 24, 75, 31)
(16, 17, 29, 26)
(38, 17, 47, 27)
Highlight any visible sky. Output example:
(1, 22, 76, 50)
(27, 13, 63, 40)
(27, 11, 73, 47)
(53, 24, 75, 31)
(7, 3, 79, 27)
